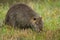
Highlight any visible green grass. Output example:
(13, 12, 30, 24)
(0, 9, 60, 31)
(0, 0, 60, 40)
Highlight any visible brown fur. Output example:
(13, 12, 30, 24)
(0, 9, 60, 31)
(5, 3, 43, 32)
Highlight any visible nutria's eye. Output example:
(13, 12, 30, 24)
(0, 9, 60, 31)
(33, 18, 36, 20)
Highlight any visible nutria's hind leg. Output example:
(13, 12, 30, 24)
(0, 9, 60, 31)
(5, 17, 9, 25)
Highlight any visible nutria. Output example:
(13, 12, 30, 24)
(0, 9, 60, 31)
(5, 4, 43, 32)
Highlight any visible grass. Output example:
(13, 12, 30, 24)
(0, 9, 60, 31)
(0, 0, 60, 40)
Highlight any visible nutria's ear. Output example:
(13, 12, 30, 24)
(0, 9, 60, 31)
(38, 17, 42, 20)
(40, 17, 42, 19)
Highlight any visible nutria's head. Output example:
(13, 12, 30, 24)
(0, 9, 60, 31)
(30, 17, 43, 32)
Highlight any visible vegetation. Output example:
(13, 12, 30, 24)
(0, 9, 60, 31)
(0, 0, 60, 40)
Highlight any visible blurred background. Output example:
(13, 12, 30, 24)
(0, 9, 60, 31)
(0, 0, 60, 40)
